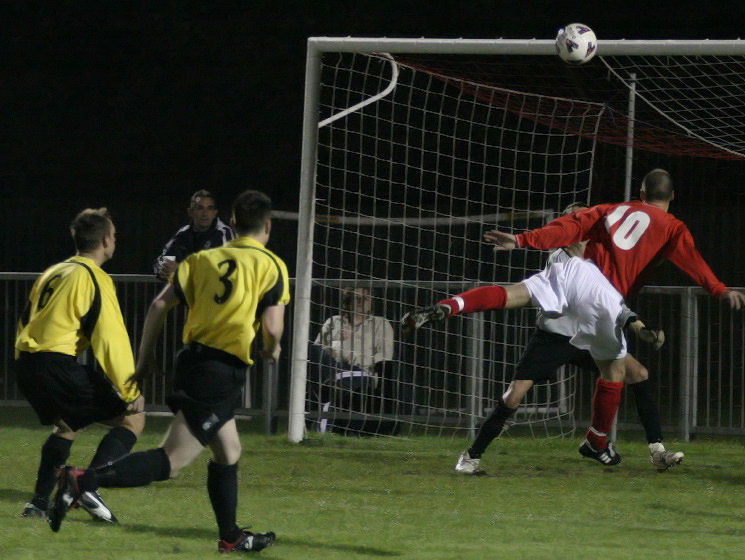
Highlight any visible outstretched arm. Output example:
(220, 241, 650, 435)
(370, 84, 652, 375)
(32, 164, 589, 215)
(484, 206, 604, 252)
(483, 230, 517, 250)
(665, 224, 728, 298)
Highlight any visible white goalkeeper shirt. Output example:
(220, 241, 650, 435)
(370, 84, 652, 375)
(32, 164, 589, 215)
(536, 248, 637, 340)
(535, 248, 579, 337)
(525, 255, 628, 361)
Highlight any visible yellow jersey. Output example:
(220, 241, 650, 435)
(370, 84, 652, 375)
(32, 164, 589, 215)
(15, 256, 139, 403)
(173, 236, 290, 365)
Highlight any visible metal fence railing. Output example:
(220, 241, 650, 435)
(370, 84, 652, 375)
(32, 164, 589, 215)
(1, 273, 291, 435)
(2, 272, 743, 439)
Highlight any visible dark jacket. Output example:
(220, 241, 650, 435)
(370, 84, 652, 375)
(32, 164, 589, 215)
(153, 217, 234, 275)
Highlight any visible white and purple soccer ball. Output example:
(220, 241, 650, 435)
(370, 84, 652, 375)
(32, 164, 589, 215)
(555, 23, 597, 65)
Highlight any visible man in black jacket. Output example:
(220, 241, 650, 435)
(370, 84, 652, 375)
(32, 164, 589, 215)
(153, 189, 234, 280)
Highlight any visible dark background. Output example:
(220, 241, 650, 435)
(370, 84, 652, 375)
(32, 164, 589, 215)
(4, 1, 745, 278)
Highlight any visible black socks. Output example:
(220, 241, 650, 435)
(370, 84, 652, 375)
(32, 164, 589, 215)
(32, 435, 73, 509)
(88, 426, 138, 469)
(468, 398, 517, 458)
(208, 461, 241, 543)
(82, 448, 171, 491)
(630, 379, 663, 444)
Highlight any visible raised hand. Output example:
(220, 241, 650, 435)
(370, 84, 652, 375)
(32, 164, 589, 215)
(157, 258, 178, 281)
(722, 290, 745, 311)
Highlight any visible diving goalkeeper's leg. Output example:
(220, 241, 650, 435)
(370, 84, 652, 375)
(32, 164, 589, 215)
(623, 354, 684, 471)
(456, 380, 531, 474)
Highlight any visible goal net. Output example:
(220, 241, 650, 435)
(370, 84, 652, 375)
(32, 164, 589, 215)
(288, 39, 745, 442)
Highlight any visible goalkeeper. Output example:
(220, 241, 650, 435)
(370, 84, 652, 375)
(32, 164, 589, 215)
(453, 203, 681, 474)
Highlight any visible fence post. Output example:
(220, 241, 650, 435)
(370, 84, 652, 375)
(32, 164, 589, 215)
(465, 315, 485, 438)
(679, 288, 699, 441)
(263, 359, 278, 435)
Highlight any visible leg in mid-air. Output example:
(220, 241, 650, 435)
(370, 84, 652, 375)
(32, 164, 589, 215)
(76, 411, 146, 523)
(403, 259, 647, 468)
(24, 412, 144, 524)
(48, 411, 276, 552)
(400, 283, 534, 474)
(18, 349, 145, 524)
(402, 283, 531, 331)
(46, 411, 190, 532)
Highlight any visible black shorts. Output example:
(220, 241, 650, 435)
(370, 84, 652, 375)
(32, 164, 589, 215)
(166, 343, 248, 446)
(16, 351, 128, 432)
(514, 328, 598, 383)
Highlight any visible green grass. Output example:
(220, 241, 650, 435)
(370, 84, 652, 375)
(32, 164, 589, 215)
(2, 407, 745, 559)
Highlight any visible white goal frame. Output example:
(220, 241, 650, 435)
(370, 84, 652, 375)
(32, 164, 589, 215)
(288, 37, 745, 442)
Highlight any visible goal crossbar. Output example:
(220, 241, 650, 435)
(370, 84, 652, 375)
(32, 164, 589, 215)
(307, 37, 745, 56)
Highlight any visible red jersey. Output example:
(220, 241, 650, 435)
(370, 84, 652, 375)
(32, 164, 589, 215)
(514, 200, 727, 298)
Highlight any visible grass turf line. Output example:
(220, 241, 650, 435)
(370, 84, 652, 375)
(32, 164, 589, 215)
(2, 407, 745, 559)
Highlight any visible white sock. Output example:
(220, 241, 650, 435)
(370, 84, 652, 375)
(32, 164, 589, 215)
(648, 442, 665, 454)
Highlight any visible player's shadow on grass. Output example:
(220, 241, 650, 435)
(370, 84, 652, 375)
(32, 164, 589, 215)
(121, 523, 215, 539)
(697, 471, 745, 486)
(647, 502, 745, 522)
(272, 537, 400, 556)
(122, 524, 400, 556)
(0, 488, 31, 503)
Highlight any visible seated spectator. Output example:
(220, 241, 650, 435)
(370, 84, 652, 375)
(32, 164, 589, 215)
(308, 286, 394, 432)
(153, 189, 234, 280)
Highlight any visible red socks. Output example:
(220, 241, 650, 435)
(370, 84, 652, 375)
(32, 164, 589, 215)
(439, 285, 507, 317)
(586, 378, 624, 450)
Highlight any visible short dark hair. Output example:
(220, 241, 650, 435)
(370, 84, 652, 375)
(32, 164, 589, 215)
(190, 189, 215, 208)
(70, 208, 112, 252)
(641, 169, 673, 202)
(231, 190, 272, 234)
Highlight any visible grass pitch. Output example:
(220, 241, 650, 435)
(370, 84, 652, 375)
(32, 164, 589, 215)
(2, 407, 745, 559)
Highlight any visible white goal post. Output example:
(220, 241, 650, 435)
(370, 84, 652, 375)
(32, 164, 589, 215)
(288, 37, 745, 443)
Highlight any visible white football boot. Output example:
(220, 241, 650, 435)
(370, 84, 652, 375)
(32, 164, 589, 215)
(79, 490, 119, 523)
(649, 442, 684, 472)
(454, 450, 480, 474)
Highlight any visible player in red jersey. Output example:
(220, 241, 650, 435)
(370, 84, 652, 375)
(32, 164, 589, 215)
(509, 170, 728, 300)
(403, 169, 745, 463)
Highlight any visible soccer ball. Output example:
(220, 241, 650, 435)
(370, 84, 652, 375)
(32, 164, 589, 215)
(555, 23, 597, 65)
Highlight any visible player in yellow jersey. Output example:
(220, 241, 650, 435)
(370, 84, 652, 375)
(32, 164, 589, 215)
(15, 208, 145, 525)
(49, 191, 289, 553)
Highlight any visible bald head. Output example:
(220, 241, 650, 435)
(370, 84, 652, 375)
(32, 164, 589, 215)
(641, 169, 674, 202)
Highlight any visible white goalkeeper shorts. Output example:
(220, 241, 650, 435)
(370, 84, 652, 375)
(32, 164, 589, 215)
(522, 257, 627, 361)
